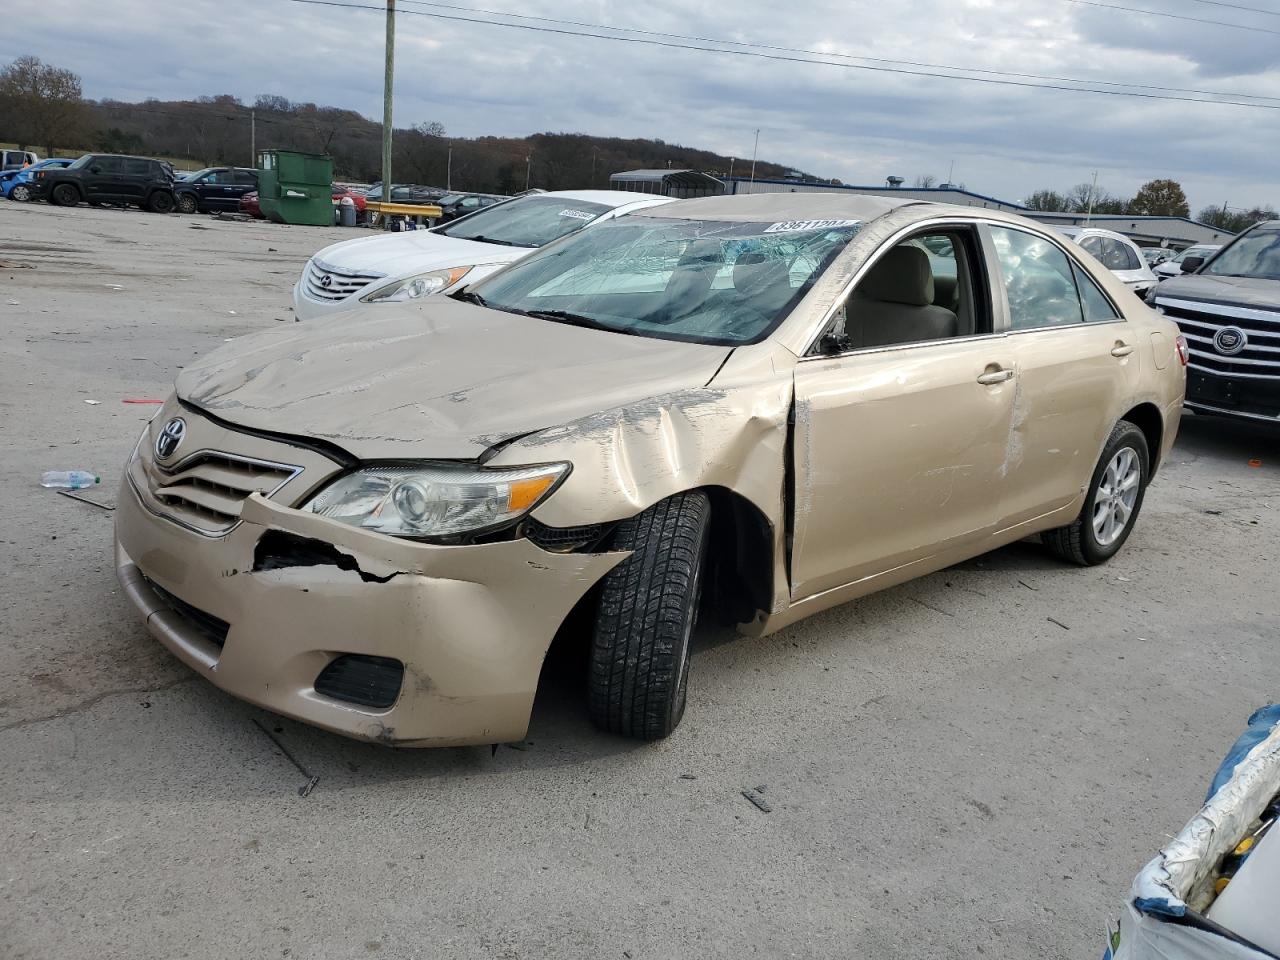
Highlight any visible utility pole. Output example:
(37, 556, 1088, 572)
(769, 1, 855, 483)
(1085, 169, 1098, 226)
(525, 153, 532, 191)
(250, 109, 256, 166)
(748, 129, 760, 192)
(591, 146, 598, 186)
(446, 143, 452, 191)
(381, 0, 396, 220)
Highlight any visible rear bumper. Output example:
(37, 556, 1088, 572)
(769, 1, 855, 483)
(114, 473, 623, 746)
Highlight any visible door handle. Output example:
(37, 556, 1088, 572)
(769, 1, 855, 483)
(1111, 343, 1135, 358)
(977, 369, 1015, 385)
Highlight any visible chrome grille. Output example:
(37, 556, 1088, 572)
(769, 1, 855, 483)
(1157, 296, 1280, 380)
(153, 451, 302, 535)
(302, 258, 385, 303)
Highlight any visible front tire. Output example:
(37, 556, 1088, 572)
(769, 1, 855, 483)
(51, 183, 80, 207)
(176, 192, 198, 214)
(9, 184, 31, 202)
(588, 491, 710, 740)
(1043, 421, 1149, 566)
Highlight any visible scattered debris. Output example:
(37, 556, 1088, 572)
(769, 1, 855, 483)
(83, 399, 101, 405)
(0, 260, 33, 269)
(1017, 579, 1038, 591)
(228, 310, 237, 316)
(678, 773, 697, 780)
(1248, 459, 1262, 468)
(1116, 575, 1131, 582)
(122, 398, 164, 404)
(742, 787, 772, 813)
(6, 299, 18, 305)
(56, 490, 114, 512)
(103, 284, 124, 291)
(251, 718, 320, 797)
(1205, 509, 1223, 516)
(1047, 616, 1071, 630)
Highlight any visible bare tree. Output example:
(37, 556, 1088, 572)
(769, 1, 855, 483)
(0, 55, 89, 154)
(913, 174, 937, 188)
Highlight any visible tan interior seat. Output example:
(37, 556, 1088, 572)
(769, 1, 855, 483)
(850, 246, 958, 348)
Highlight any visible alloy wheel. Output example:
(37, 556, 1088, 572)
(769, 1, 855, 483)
(1092, 447, 1140, 546)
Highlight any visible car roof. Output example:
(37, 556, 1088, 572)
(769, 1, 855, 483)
(643, 192, 917, 222)
(528, 189, 665, 210)
(1057, 225, 1137, 245)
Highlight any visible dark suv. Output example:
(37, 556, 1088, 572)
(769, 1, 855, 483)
(173, 167, 259, 214)
(29, 154, 176, 213)
(1152, 220, 1280, 424)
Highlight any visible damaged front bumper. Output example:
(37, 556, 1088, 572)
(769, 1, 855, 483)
(115, 477, 623, 746)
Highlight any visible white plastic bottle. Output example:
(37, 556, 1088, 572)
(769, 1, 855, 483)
(40, 471, 100, 490)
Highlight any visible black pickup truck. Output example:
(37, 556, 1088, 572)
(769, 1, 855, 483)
(1152, 220, 1280, 425)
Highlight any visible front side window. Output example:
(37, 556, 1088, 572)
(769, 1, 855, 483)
(466, 215, 862, 345)
(95, 157, 125, 174)
(1200, 224, 1280, 281)
(436, 196, 611, 248)
(990, 227, 1086, 330)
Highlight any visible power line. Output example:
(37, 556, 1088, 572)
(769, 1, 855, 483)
(1179, 0, 1280, 17)
(395, 0, 1280, 102)
(1060, 0, 1280, 34)
(278, 0, 1280, 110)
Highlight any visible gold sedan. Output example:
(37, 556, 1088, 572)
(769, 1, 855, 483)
(115, 193, 1187, 745)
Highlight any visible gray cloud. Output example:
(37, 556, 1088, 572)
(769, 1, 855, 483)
(3, 0, 1277, 213)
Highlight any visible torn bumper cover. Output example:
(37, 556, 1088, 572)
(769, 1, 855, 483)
(115, 480, 622, 746)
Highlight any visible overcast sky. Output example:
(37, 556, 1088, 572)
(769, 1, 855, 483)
(5, 0, 1278, 213)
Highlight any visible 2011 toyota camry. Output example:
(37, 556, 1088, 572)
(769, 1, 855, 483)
(115, 193, 1187, 746)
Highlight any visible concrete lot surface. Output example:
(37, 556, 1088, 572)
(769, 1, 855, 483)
(1, 201, 1278, 959)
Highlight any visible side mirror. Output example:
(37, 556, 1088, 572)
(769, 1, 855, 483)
(90, 166, 102, 174)
(1180, 256, 1205, 274)
(818, 330, 852, 356)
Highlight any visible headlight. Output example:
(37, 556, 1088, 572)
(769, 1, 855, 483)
(301, 462, 568, 539)
(360, 266, 473, 303)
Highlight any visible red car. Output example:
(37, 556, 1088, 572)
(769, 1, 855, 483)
(238, 186, 367, 219)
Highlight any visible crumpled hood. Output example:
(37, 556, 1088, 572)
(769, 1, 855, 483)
(313, 230, 527, 279)
(1155, 274, 1280, 312)
(176, 298, 733, 460)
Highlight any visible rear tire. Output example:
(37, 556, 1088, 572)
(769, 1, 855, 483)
(1043, 421, 1149, 566)
(51, 183, 80, 207)
(588, 491, 710, 740)
(176, 192, 198, 214)
(147, 191, 175, 214)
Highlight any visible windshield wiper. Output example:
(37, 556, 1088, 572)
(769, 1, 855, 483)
(462, 234, 522, 247)
(451, 290, 488, 307)
(525, 309, 621, 333)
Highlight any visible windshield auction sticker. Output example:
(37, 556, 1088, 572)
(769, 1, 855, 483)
(763, 219, 861, 233)
(559, 209, 595, 220)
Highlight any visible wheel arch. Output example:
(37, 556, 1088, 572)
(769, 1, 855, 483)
(1120, 402, 1164, 476)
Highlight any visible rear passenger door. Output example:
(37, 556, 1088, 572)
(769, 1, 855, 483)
(120, 158, 154, 202)
(985, 225, 1142, 531)
(789, 224, 1018, 601)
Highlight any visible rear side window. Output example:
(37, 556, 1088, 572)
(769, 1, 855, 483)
(124, 159, 152, 175)
(989, 227, 1085, 330)
(234, 170, 257, 186)
(1071, 263, 1120, 322)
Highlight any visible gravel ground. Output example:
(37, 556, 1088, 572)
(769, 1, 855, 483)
(1, 200, 1278, 960)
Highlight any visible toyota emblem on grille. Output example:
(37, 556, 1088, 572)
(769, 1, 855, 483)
(155, 417, 186, 460)
(1213, 326, 1247, 356)
(319, 274, 333, 289)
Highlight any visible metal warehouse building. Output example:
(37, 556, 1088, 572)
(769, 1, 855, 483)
(610, 169, 725, 198)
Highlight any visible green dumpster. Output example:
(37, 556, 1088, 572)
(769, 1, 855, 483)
(257, 150, 333, 226)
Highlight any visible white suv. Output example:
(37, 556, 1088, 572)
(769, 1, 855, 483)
(1058, 227, 1159, 299)
(292, 189, 672, 320)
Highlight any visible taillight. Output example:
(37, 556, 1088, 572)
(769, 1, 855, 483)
(1175, 334, 1189, 367)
